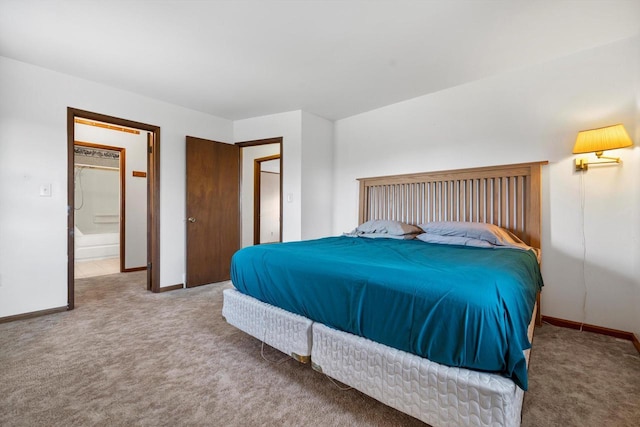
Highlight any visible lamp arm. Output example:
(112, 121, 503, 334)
(594, 153, 621, 163)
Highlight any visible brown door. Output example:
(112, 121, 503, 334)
(186, 136, 240, 287)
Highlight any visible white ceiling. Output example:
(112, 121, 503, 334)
(1, 1, 639, 121)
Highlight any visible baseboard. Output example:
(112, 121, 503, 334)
(158, 283, 183, 293)
(633, 334, 640, 354)
(0, 306, 68, 324)
(542, 315, 640, 354)
(122, 266, 147, 273)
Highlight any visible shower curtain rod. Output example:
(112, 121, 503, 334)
(74, 163, 119, 171)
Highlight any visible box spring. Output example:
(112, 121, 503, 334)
(222, 288, 535, 426)
(222, 288, 312, 363)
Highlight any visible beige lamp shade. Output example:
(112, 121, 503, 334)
(573, 124, 633, 154)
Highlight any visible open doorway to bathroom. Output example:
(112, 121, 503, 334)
(67, 108, 161, 310)
(74, 142, 125, 278)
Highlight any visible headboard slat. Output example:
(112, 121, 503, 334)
(357, 162, 547, 247)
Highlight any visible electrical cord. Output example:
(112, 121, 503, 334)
(259, 317, 289, 364)
(260, 340, 290, 365)
(325, 375, 353, 391)
(579, 171, 588, 331)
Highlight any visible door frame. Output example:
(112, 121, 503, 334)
(67, 107, 161, 309)
(253, 154, 281, 245)
(235, 137, 283, 246)
(73, 141, 126, 272)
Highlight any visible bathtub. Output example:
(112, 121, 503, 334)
(74, 226, 119, 261)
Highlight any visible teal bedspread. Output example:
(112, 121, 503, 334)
(230, 236, 543, 390)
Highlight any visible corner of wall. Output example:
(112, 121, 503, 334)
(300, 111, 335, 239)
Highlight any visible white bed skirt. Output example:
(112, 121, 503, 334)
(222, 289, 313, 362)
(222, 288, 536, 426)
(312, 323, 526, 427)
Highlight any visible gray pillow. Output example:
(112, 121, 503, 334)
(359, 233, 417, 240)
(418, 221, 525, 246)
(416, 233, 494, 247)
(355, 219, 422, 236)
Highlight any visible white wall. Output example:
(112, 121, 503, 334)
(75, 122, 149, 268)
(0, 56, 232, 317)
(234, 111, 303, 243)
(2, 40, 637, 339)
(239, 143, 280, 247)
(234, 111, 335, 243)
(301, 112, 334, 240)
(332, 36, 640, 337)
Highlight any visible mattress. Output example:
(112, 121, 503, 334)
(231, 236, 543, 389)
(222, 288, 312, 363)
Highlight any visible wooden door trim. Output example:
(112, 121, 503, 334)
(236, 137, 283, 246)
(146, 131, 158, 290)
(253, 154, 282, 245)
(67, 108, 161, 310)
(235, 137, 283, 148)
(73, 141, 126, 273)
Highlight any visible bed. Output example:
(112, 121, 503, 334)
(222, 161, 547, 426)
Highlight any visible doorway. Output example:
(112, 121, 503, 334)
(254, 155, 281, 245)
(73, 142, 124, 278)
(67, 108, 161, 309)
(236, 137, 283, 248)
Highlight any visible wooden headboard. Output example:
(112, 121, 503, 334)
(357, 162, 547, 248)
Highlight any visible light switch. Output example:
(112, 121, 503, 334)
(287, 193, 293, 203)
(39, 184, 52, 197)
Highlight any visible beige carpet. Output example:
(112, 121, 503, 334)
(1, 271, 638, 426)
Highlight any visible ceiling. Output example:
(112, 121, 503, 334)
(1, 1, 638, 121)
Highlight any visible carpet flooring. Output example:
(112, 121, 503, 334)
(1, 271, 638, 426)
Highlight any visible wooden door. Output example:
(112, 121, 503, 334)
(186, 136, 239, 287)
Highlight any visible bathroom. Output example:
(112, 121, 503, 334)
(74, 119, 148, 278)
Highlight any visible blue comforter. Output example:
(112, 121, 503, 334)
(230, 236, 543, 390)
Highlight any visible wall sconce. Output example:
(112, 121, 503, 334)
(573, 124, 633, 171)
